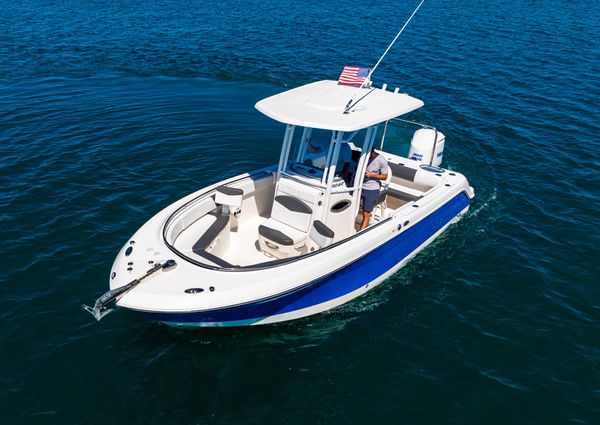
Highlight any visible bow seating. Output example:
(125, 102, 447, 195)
(258, 195, 313, 258)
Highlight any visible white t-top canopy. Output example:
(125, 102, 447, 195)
(255, 80, 424, 132)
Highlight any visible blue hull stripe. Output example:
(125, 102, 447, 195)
(146, 192, 470, 324)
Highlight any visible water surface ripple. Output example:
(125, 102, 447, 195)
(1, 0, 599, 424)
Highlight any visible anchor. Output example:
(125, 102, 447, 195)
(82, 259, 177, 321)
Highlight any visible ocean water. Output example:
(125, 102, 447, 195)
(1, 0, 599, 423)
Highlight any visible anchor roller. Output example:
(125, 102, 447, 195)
(82, 260, 177, 321)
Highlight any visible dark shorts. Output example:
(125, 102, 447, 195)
(362, 189, 379, 213)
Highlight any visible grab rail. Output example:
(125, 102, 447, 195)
(379, 118, 439, 166)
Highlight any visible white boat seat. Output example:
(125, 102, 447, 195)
(377, 189, 388, 204)
(271, 195, 313, 231)
(309, 220, 334, 248)
(258, 195, 313, 258)
(191, 211, 233, 268)
(388, 186, 423, 202)
(380, 164, 392, 191)
(259, 219, 307, 246)
(388, 162, 417, 182)
(215, 185, 243, 208)
(192, 212, 229, 253)
(374, 163, 393, 218)
(215, 185, 243, 221)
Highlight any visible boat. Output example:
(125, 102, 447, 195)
(83, 2, 474, 327)
(84, 74, 474, 327)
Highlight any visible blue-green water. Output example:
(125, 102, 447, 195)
(1, 0, 599, 423)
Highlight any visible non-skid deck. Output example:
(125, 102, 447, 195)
(173, 182, 426, 268)
(175, 215, 273, 267)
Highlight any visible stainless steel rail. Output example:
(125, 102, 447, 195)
(379, 118, 440, 166)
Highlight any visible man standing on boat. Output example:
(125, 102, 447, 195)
(359, 148, 389, 230)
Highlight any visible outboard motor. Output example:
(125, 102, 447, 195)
(408, 128, 445, 167)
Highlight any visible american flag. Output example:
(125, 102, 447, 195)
(338, 66, 371, 87)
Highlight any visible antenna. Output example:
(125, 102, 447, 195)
(361, 0, 426, 88)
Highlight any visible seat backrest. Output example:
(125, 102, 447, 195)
(215, 185, 243, 208)
(271, 195, 313, 232)
(309, 220, 335, 248)
(183, 197, 217, 228)
(376, 163, 393, 206)
(276, 177, 321, 206)
(387, 162, 416, 183)
(381, 163, 393, 189)
(167, 196, 217, 244)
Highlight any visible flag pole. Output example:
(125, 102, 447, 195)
(361, 0, 426, 88)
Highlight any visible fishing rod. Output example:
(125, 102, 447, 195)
(360, 0, 426, 88)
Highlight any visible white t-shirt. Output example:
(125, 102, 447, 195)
(362, 154, 389, 191)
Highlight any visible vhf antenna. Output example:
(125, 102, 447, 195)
(360, 0, 426, 88)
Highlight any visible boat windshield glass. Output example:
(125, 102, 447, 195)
(286, 128, 363, 182)
(285, 128, 330, 178)
(299, 129, 330, 169)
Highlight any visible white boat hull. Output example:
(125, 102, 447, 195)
(117, 189, 471, 328)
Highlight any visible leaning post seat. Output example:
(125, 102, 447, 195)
(374, 164, 393, 218)
(258, 195, 313, 258)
